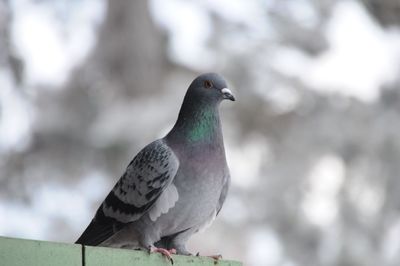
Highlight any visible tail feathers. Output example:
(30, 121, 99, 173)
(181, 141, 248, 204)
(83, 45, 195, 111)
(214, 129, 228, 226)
(75, 220, 115, 246)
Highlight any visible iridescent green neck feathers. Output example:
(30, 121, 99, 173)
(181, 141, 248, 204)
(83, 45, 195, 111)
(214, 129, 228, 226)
(168, 103, 222, 145)
(187, 108, 218, 142)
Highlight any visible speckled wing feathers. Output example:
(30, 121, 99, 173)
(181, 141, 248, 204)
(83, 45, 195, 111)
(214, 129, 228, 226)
(102, 139, 179, 223)
(76, 140, 180, 246)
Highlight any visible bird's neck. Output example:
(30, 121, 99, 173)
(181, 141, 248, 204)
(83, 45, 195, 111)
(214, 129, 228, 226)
(167, 101, 223, 147)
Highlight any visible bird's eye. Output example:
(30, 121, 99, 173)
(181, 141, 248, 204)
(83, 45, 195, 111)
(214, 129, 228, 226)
(204, 80, 213, 89)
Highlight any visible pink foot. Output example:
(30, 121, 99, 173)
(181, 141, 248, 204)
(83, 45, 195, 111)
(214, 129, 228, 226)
(208, 254, 222, 260)
(150, 247, 177, 264)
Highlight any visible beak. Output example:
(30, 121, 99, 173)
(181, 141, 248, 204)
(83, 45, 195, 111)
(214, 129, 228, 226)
(221, 88, 235, 101)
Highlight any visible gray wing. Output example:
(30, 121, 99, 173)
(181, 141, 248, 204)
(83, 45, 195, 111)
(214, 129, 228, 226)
(76, 139, 179, 246)
(102, 139, 179, 223)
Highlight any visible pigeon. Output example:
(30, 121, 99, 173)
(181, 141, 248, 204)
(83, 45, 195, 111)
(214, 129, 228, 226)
(76, 73, 235, 259)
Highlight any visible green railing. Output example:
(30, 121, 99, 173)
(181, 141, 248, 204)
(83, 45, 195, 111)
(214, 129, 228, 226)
(0, 236, 241, 266)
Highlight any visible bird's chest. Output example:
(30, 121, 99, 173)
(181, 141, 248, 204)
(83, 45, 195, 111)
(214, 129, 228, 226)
(176, 147, 225, 192)
(163, 150, 225, 227)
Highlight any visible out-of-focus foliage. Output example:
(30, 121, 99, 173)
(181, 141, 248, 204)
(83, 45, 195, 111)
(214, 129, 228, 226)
(1, 0, 400, 266)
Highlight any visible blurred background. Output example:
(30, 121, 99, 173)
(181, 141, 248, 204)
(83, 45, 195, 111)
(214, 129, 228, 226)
(1, 0, 400, 265)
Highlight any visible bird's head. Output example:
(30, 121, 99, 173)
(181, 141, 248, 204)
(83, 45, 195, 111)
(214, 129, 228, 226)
(186, 73, 235, 104)
(168, 73, 235, 142)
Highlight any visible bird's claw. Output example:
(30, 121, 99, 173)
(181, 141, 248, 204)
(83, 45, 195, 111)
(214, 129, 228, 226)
(150, 247, 176, 264)
(209, 254, 223, 260)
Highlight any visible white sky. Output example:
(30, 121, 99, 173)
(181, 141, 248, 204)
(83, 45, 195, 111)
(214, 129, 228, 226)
(301, 155, 345, 227)
(8, 0, 400, 99)
(305, 0, 400, 102)
(0, 172, 110, 241)
(0, 70, 32, 152)
(271, 0, 400, 102)
(10, 0, 105, 87)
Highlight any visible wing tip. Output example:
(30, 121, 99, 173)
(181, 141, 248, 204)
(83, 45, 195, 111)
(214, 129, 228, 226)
(74, 219, 115, 246)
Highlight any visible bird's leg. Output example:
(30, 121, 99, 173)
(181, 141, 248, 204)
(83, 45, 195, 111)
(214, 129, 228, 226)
(149, 246, 176, 264)
(170, 243, 192, 256)
(167, 232, 194, 256)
